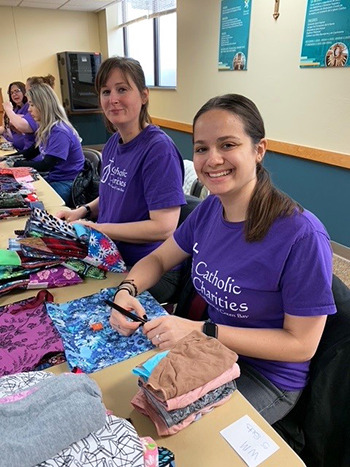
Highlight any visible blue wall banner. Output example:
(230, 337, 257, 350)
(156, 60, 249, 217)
(300, 0, 350, 68)
(218, 0, 252, 71)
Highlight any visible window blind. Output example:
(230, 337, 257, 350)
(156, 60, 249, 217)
(117, 0, 176, 27)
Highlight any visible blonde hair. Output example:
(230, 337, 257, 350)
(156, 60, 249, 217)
(27, 84, 79, 147)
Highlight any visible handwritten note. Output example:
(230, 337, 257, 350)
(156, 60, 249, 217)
(220, 415, 279, 466)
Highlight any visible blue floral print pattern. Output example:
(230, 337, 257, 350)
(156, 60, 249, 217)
(86, 228, 126, 273)
(46, 288, 168, 373)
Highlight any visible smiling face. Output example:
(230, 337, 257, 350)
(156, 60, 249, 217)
(99, 68, 149, 143)
(193, 108, 266, 210)
(28, 100, 41, 121)
(10, 85, 25, 106)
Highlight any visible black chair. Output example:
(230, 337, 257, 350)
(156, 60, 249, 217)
(82, 148, 102, 175)
(177, 194, 202, 227)
(273, 274, 350, 467)
(71, 148, 102, 208)
(169, 195, 206, 315)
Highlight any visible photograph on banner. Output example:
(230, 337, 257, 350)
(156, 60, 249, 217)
(218, 0, 252, 71)
(300, 0, 350, 68)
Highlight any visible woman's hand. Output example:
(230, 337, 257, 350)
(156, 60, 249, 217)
(0, 161, 8, 168)
(143, 315, 202, 350)
(3, 101, 13, 114)
(55, 207, 86, 222)
(109, 290, 147, 337)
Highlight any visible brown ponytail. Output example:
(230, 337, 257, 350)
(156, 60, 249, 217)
(245, 163, 302, 241)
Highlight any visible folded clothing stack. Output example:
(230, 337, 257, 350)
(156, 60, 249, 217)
(131, 330, 240, 436)
(0, 248, 83, 297)
(0, 171, 39, 219)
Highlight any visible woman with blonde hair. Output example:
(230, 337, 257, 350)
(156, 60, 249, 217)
(0, 84, 84, 205)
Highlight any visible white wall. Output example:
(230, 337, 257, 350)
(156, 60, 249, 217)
(0, 7, 101, 102)
(1, 1, 348, 156)
(106, 0, 350, 155)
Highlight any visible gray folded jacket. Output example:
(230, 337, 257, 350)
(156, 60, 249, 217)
(0, 373, 106, 467)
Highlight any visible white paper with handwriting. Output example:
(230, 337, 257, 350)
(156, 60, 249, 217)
(220, 415, 280, 466)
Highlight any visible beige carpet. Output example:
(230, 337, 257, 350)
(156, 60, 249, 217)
(333, 254, 350, 288)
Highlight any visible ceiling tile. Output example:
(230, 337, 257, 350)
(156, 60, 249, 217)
(20, 2, 63, 8)
(0, 0, 118, 11)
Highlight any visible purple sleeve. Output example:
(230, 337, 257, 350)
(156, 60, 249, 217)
(173, 205, 199, 255)
(22, 113, 39, 133)
(281, 232, 336, 317)
(142, 140, 185, 211)
(43, 128, 70, 160)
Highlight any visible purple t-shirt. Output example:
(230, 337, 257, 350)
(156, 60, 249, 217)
(6, 103, 36, 151)
(22, 110, 39, 148)
(173, 195, 336, 391)
(98, 125, 185, 266)
(40, 122, 84, 182)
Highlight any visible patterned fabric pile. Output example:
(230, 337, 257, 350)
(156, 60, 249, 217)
(0, 168, 40, 219)
(0, 207, 126, 296)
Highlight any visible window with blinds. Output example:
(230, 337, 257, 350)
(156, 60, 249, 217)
(116, 0, 177, 87)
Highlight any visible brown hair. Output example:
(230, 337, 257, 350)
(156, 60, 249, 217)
(7, 81, 27, 108)
(26, 74, 55, 89)
(193, 94, 303, 242)
(95, 56, 151, 133)
(5, 82, 27, 129)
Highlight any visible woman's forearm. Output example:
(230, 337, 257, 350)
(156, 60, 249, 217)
(123, 254, 169, 293)
(84, 198, 99, 219)
(5, 109, 32, 133)
(120, 237, 189, 293)
(217, 314, 327, 362)
(93, 207, 181, 243)
(94, 219, 173, 243)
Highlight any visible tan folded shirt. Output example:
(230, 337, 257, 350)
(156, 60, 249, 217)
(146, 330, 238, 401)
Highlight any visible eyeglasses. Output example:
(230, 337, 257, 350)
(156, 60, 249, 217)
(10, 89, 23, 95)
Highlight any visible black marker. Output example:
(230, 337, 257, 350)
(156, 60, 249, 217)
(104, 299, 148, 324)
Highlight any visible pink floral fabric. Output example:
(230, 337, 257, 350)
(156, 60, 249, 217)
(28, 266, 83, 289)
(0, 290, 64, 376)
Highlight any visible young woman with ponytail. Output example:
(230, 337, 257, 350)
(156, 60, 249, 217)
(108, 94, 336, 425)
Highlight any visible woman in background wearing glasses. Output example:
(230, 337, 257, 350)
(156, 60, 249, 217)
(0, 81, 37, 151)
(0, 84, 84, 205)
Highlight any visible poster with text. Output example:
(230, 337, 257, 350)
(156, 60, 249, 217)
(218, 0, 252, 71)
(300, 0, 350, 68)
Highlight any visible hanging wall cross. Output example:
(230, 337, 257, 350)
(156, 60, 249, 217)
(273, 0, 280, 19)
